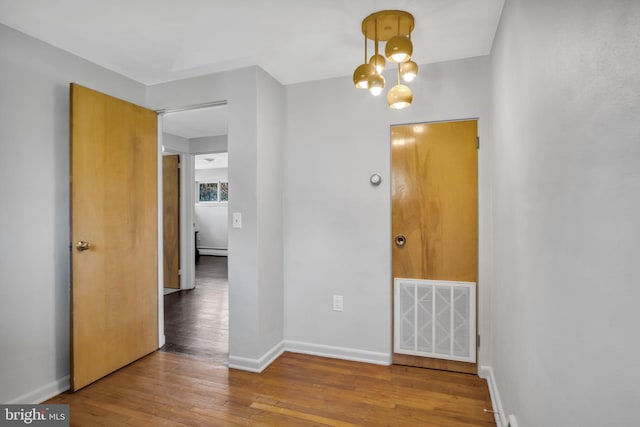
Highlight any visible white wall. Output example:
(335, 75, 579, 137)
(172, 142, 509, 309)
(489, 0, 640, 425)
(163, 132, 189, 152)
(147, 67, 285, 369)
(195, 168, 229, 252)
(283, 56, 493, 363)
(256, 67, 285, 360)
(0, 23, 147, 403)
(191, 135, 227, 154)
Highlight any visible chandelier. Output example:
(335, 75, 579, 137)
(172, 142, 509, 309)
(353, 10, 418, 110)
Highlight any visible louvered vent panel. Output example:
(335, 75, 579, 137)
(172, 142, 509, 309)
(394, 279, 476, 363)
(398, 285, 415, 352)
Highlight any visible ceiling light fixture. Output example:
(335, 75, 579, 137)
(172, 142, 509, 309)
(353, 10, 418, 109)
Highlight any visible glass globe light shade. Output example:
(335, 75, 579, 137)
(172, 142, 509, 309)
(385, 36, 413, 63)
(386, 84, 413, 109)
(353, 63, 376, 89)
(369, 54, 386, 73)
(400, 61, 418, 82)
(367, 73, 385, 96)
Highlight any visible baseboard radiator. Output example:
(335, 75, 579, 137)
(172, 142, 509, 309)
(394, 278, 476, 363)
(198, 247, 228, 256)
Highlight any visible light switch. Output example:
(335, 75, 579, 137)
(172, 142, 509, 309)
(232, 212, 242, 229)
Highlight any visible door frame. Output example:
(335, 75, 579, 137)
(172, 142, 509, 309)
(156, 117, 165, 347)
(161, 150, 192, 292)
(155, 102, 228, 348)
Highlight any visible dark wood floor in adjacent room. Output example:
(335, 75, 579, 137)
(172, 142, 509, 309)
(48, 255, 496, 426)
(162, 255, 228, 364)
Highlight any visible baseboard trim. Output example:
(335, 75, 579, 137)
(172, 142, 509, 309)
(7, 375, 70, 404)
(284, 340, 391, 366)
(198, 248, 227, 257)
(478, 365, 506, 427)
(228, 341, 285, 373)
(228, 340, 391, 373)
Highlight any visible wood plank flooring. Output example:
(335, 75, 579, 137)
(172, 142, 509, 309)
(162, 255, 228, 364)
(52, 255, 496, 426)
(48, 351, 495, 426)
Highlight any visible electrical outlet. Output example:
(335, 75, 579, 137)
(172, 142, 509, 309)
(333, 295, 343, 312)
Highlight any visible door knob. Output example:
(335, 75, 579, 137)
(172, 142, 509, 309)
(394, 235, 406, 247)
(76, 241, 91, 252)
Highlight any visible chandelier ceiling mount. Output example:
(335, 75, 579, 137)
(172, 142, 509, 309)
(353, 10, 418, 109)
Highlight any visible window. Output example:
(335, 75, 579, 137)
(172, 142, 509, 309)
(197, 181, 228, 203)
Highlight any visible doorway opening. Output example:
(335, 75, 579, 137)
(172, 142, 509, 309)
(159, 104, 229, 363)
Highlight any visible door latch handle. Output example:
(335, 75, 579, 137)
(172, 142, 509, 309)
(76, 241, 91, 252)
(394, 235, 406, 247)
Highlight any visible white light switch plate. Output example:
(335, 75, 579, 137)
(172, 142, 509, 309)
(333, 295, 343, 312)
(232, 212, 242, 229)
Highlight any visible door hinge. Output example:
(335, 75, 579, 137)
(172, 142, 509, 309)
(476, 136, 480, 149)
(477, 334, 481, 347)
(178, 269, 182, 276)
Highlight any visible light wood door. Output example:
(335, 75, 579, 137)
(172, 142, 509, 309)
(70, 84, 158, 390)
(163, 154, 180, 289)
(391, 120, 478, 374)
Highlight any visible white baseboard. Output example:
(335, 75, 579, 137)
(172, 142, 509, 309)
(7, 375, 70, 404)
(228, 340, 391, 373)
(478, 365, 507, 427)
(284, 340, 391, 366)
(228, 341, 285, 373)
(198, 248, 227, 256)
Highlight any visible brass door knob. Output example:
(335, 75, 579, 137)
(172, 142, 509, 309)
(76, 241, 91, 252)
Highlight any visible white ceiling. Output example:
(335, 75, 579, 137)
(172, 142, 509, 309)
(0, 0, 505, 86)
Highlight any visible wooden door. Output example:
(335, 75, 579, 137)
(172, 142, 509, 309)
(70, 84, 158, 390)
(391, 120, 478, 374)
(163, 154, 180, 289)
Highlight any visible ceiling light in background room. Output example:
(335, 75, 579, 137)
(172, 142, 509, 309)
(353, 10, 417, 109)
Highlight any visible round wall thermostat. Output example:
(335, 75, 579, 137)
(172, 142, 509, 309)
(370, 173, 382, 186)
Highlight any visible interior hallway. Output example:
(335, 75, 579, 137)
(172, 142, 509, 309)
(161, 255, 229, 365)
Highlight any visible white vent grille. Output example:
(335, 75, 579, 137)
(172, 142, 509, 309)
(394, 278, 476, 363)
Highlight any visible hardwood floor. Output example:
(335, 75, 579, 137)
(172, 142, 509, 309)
(162, 255, 228, 364)
(52, 255, 495, 426)
(48, 351, 495, 426)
